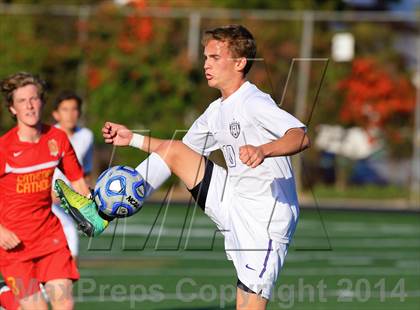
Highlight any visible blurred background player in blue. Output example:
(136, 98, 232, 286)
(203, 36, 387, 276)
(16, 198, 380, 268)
(51, 91, 94, 260)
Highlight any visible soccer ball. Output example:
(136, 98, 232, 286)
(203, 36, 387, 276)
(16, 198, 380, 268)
(93, 165, 146, 218)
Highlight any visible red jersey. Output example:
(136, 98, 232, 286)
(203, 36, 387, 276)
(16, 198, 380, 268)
(0, 125, 84, 265)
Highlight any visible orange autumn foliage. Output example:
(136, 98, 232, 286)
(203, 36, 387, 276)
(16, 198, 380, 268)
(338, 58, 415, 129)
(118, 0, 153, 55)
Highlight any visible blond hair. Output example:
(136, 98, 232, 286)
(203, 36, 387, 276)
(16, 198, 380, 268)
(1, 72, 46, 109)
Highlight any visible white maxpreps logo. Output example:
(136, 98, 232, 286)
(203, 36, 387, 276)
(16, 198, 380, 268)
(13, 151, 23, 157)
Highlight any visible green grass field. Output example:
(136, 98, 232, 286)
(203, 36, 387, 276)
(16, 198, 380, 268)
(67, 204, 420, 310)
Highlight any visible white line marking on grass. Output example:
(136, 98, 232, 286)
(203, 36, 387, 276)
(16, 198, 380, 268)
(101, 224, 224, 238)
(300, 220, 419, 232)
(288, 267, 420, 276)
(394, 260, 420, 270)
(327, 257, 374, 266)
(288, 251, 420, 261)
(122, 218, 420, 234)
(80, 267, 420, 277)
(99, 225, 420, 250)
(326, 289, 420, 298)
(79, 250, 420, 262)
(74, 290, 420, 303)
(295, 238, 420, 248)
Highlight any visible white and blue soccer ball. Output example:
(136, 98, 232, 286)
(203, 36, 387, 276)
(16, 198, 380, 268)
(93, 166, 146, 218)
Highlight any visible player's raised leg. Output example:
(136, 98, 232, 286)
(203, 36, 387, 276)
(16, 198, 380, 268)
(146, 140, 206, 190)
(101, 122, 207, 190)
(55, 123, 207, 237)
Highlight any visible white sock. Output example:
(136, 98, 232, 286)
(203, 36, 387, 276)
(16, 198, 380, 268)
(135, 152, 171, 198)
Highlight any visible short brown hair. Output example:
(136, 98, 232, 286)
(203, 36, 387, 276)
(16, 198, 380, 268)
(0, 72, 46, 109)
(53, 90, 83, 112)
(202, 24, 257, 75)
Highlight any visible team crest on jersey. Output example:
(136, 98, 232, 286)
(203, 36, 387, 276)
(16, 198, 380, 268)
(48, 139, 59, 156)
(229, 120, 241, 139)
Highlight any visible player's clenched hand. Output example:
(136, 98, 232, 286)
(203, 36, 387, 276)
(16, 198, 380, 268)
(102, 122, 133, 146)
(239, 145, 265, 168)
(0, 225, 21, 250)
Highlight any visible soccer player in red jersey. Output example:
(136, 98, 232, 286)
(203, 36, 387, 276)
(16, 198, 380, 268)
(0, 281, 20, 310)
(0, 72, 91, 309)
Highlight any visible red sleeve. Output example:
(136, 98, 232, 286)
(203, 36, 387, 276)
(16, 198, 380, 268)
(59, 135, 84, 182)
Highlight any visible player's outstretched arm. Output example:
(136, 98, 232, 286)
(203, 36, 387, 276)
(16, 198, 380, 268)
(239, 128, 310, 168)
(102, 122, 132, 146)
(102, 122, 167, 154)
(0, 224, 21, 250)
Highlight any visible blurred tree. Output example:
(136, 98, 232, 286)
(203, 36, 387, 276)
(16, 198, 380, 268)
(215, 0, 347, 10)
(0, 5, 82, 131)
(338, 57, 415, 157)
(0, 0, 415, 190)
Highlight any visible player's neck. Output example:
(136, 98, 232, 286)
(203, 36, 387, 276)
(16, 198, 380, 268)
(17, 122, 42, 143)
(55, 123, 76, 137)
(220, 78, 247, 101)
(62, 127, 76, 138)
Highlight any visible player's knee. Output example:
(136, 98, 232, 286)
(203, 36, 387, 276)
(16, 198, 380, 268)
(19, 293, 48, 310)
(50, 296, 74, 310)
(45, 280, 74, 310)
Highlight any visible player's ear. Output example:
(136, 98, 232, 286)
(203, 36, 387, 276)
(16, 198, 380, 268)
(52, 110, 60, 122)
(9, 105, 17, 116)
(235, 56, 247, 73)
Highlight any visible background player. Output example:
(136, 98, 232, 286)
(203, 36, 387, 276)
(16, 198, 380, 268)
(0, 72, 91, 309)
(51, 91, 94, 260)
(56, 25, 310, 309)
(0, 281, 20, 310)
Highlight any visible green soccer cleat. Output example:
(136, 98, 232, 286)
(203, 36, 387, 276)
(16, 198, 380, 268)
(54, 179, 109, 237)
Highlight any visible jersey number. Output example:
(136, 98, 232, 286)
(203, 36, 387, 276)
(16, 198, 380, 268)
(6, 276, 20, 296)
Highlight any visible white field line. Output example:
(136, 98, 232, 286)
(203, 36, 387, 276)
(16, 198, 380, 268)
(294, 239, 420, 248)
(80, 267, 420, 277)
(96, 235, 420, 249)
(394, 260, 420, 269)
(122, 218, 420, 227)
(117, 220, 420, 232)
(79, 250, 420, 261)
(118, 217, 420, 232)
(287, 252, 420, 261)
(300, 220, 419, 230)
(99, 224, 419, 241)
(326, 257, 374, 266)
(73, 290, 420, 303)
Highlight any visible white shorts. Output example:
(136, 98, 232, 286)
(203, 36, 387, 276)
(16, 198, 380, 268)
(52, 204, 79, 257)
(189, 159, 290, 300)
